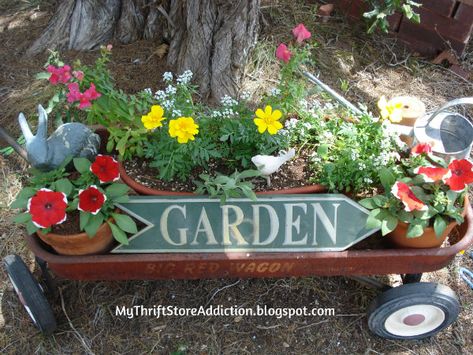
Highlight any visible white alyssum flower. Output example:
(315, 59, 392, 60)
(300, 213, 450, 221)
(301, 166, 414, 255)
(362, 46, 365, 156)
(270, 87, 281, 96)
(143, 88, 152, 95)
(285, 118, 299, 129)
(220, 95, 238, 107)
(154, 90, 166, 100)
(240, 91, 251, 100)
(166, 85, 177, 95)
(163, 72, 173, 82)
(177, 70, 193, 85)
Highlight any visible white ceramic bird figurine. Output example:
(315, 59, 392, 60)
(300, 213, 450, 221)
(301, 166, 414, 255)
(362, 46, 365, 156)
(251, 148, 296, 186)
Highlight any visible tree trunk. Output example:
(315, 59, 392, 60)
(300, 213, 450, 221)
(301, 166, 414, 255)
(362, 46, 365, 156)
(167, 0, 259, 100)
(27, 0, 260, 101)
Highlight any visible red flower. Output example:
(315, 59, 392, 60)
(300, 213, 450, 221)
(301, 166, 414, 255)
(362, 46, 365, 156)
(292, 23, 311, 43)
(391, 181, 427, 212)
(47, 65, 72, 85)
(411, 143, 432, 156)
(276, 43, 292, 63)
(27, 188, 68, 228)
(66, 82, 81, 103)
(414, 166, 448, 182)
(443, 159, 473, 191)
(79, 83, 101, 109)
(78, 186, 106, 215)
(90, 155, 120, 183)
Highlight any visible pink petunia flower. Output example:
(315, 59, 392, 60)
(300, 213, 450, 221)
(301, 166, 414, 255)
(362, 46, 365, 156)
(292, 23, 311, 43)
(411, 143, 432, 156)
(414, 166, 449, 182)
(391, 181, 427, 212)
(276, 43, 292, 63)
(443, 159, 473, 191)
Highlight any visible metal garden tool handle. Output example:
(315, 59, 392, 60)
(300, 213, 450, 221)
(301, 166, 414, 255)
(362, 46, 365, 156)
(459, 267, 473, 289)
(426, 97, 473, 125)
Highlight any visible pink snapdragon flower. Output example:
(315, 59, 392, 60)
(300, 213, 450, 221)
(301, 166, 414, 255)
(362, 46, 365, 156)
(66, 82, 82, 103)
(73, 70, 84, 81)
(276, 43, 292, 63)
(47, 65, 72, 85)
(66, 82, 101, 109)
(292, 23, 311, 43)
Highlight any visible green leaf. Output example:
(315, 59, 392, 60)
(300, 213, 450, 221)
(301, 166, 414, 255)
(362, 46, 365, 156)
(35, 72, 51, 80)
(106, 183, 129, 198)
(116, 132, 130, 157)
(84, 213, 104, 238)
(407, 223, 424, 238)
(10, 198, 28, 209)
(113, 195, 130, 204)
(317, 144, 329, 158)
(379, 167, 396, 191)
(111, 213, 138, 234)
(237, 169, 261, 179)
(373, 195, 388, 207)
(381, 214, 398, 236)
(73, 157, 91, 174)
(54, 178, 74, 196)
(26, 221, 38, 235)
(366, 208, 382, 229)
(359, 198, 376, 209)
(434, 215, 448, 238)
(80, 211, 91, 231)
(13, 213, 31, 224)
(106, 139, 115, 153)
(108, 221, 129, 245)
(16, 187, 37, 200)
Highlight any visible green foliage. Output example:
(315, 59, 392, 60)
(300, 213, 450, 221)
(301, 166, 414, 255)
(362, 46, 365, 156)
(363, 0, 421, 34)
(194, 170, 261, 203)
(360, 154, 466, 238)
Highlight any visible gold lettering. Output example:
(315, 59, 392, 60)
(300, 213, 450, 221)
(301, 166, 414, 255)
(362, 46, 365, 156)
(268, 263, 281, 272)
(256, 262, 269, 272)
(280, 263, 295, 273)
(244, 263, 256, 272)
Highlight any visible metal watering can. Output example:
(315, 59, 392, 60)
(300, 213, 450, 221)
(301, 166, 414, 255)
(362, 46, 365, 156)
(413, 98, 473, 160)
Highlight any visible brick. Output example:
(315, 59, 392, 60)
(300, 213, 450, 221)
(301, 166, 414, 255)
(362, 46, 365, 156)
(414, 6, 473, 42)
(397, 20, 467, 56)
(388, 12, 402, 32)
(458, 0, 473, 7)
(417, 0, 457, 17)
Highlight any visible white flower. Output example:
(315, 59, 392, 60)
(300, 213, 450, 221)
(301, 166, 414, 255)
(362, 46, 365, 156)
(270, 87, 281, 96)
(143, 88, 152, 95)
(285, 118, 298, 129)
(220, 95, 238, 107)
(177, 70, 193, 85)
(154, 90, 166, 100)
(240, 91, 251, 100)
(166, 85, 177, 95)
(172, 109, 182, 117)
(163, 72, 173, 82)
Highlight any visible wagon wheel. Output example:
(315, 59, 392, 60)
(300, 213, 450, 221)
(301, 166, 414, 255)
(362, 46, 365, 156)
(3, 255, 57, 335)
(367, 282, 459, 340)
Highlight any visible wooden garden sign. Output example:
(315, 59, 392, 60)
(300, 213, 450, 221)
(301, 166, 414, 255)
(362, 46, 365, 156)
(112, 194, 378, 253)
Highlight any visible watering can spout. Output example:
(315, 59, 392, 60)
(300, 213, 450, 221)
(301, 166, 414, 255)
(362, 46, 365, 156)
(413, 97, 473, 160)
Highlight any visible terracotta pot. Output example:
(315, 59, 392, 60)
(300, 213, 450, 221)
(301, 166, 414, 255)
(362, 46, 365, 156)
(387, 196, 469, 249)
(118, 162, 328, 196)
(37, 220, 114, 256)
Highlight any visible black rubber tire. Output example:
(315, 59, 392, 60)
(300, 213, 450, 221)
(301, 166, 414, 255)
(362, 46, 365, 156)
(3, 255, 57, 335)
(367, 282, 459, 340)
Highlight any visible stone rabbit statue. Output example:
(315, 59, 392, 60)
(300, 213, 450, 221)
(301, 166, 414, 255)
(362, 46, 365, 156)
(18, 105, 100, 171)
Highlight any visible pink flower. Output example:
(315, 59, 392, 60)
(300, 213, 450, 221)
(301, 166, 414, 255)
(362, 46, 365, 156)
(47, 65, 72, 85)
(66, 82, 81, 103)
(276, 43, 292, 63)
(443, 159, 473, 191)
(292, 23, 311, 43)
(73, 70, 84, 81)
(411, 143, 432, 156)
(83, 83, 101, 100)
(391, 181, 427, 212)
(414, 166, 448, 182)
(106, 44, 113, 51)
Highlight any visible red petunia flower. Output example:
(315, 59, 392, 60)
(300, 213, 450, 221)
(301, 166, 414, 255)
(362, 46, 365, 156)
(90, 155, 120, 183)
(276, 43, 292, 63)
(292, 23, 311, 43)
(27, 188, 68, 228)
(414, 166, 448, 182)
(443, 159, 473, 191)
(411, 143, 432, 156)
(78, 185, 106, 215)
(391, 181, 427, 212)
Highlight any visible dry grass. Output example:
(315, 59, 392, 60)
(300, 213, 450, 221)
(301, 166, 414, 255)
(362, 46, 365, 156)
(1, 0, 473, 354)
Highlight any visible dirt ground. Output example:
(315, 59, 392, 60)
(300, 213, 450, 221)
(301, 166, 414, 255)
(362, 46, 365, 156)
(1, 1, 473, 354)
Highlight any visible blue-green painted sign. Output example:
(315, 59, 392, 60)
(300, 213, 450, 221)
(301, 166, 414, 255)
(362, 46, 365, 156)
(112, 194, 378, 253)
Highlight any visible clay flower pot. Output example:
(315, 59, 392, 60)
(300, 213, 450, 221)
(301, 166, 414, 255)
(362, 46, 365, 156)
(118, 162, 327, 196)
(37, 220, 114, 256)
(387, 196, 469, 249)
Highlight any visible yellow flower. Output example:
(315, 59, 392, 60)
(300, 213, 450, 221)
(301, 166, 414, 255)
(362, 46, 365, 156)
(169, 116, 199, 144)
(141, 105, 166, 130)
(253, 105, 283, 135)
(377, 96, 403, 123)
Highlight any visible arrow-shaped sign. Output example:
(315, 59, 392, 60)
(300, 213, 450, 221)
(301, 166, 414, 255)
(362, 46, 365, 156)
(112, 194, 379, 253)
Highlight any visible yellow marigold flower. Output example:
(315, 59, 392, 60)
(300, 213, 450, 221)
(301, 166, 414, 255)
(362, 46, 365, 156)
(253, 105, 283, 135)
(169, 116, 199, 144)
(141, 105, 166, 130)
(377, 96, 403, 123)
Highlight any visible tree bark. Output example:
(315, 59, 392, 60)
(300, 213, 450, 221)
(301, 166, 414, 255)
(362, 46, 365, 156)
(27, 0, 260, 101)
(167, 0, 260, 100)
